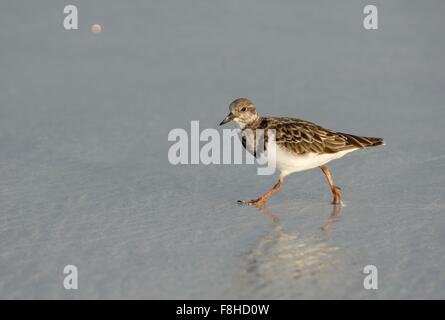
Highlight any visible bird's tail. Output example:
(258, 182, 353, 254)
(337, 132, 385, 149)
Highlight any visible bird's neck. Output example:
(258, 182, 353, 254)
(238, 116, 261, 130)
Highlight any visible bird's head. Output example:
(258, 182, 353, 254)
(219, 98, 259, 128)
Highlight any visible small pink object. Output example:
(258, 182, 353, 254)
(91, 24, 102, 34)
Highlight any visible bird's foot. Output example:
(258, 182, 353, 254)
(237, 198, 266, 207)
(331, 186, 343, 205)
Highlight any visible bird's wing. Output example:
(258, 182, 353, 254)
(265, 117, 371, 154)
(242, 117, 382, 156)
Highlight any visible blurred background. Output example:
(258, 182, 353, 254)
(0, 0, 444, 299)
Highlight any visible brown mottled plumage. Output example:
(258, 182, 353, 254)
(219, 98, 385, 206)
(244, 116, 384, 155)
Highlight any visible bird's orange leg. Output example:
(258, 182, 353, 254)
(319, 165, 342, 205)
(238, 177, 284, 207)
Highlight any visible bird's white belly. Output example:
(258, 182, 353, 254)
(272, 145, 357, 177)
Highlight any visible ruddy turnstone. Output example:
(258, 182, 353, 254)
(219, 98, 384, 206)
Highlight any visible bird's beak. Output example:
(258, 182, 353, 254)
(219, 112, 235, 126)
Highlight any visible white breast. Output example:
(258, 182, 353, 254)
(269, 144, 357, 177)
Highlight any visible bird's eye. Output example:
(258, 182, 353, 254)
(241, 107, 247, 112)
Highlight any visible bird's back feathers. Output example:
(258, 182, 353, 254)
(242, 116, 384, 156)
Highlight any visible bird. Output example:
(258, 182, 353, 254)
(219, 98, 384, 206)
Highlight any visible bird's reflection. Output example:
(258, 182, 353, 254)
(320, 204, 342, 236)
(242, 204, 342, 285)
(257, 203, 342, 237)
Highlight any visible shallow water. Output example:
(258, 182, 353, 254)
(1, 0, 445, 299)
